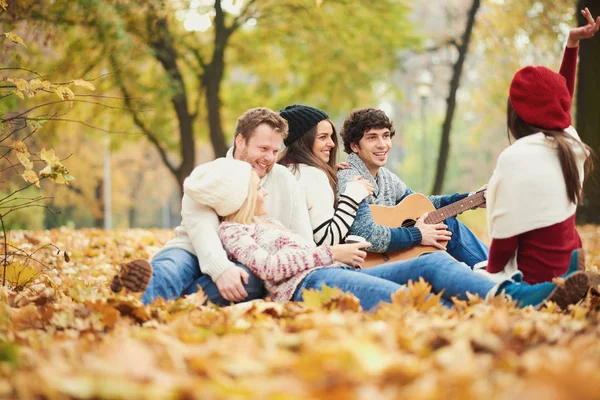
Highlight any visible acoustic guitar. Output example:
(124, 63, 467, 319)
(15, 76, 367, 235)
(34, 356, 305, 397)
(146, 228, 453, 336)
(361, 191, 486, 268)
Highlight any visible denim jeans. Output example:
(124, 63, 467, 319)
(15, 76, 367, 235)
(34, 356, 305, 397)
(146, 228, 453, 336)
(292, 267, 416, 311)
(141, 248, 265, 306)
(444, 217, 489, 268)
(359, 251, 496, 301)
(293, 251, 496, 310)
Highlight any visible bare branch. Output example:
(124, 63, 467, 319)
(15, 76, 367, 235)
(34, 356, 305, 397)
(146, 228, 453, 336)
(5, 243, 57, 271)
(85, 61, 128, 82)
(0, 67, 45, 79)
(2, 204, 56, 217)
(1, 217, 6, 286)
(23, 117, 133, 135)
(109, 55, 178, 176)
(0, 121, 29, 143)
(0, 196, 53, 209)
(2, 99, 152, 123)
(0, 163, 24, 174)
(0, 180, 46, 204)
(75, 94, 147, 100)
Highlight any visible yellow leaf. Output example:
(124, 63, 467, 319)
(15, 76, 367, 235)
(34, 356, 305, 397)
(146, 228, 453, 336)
(40, 148, 60, 164)
(4, 32, 27, 47)
(53, 87, 64, 100)
(300, 284, 361, 311)
(391, 278, 443, 311)
(53, 86, 75, 100)
(0, 262, 39, 288)
(29, 78, 53, 92)
(12, 140, 34, 170)
(8, 77, 28, 91)
(0, 0, 7, 11)
(316, 0, 323, 6)
(39, 164, 52, 177)
(11, 140, 27, 153)
(12, 89, 24, 99)
(72, 79, 95, 91)
(21, 169, 40, 187)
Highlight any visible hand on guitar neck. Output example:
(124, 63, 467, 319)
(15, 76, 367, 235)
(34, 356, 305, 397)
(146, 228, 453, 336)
(475, 184, 488, 209)
(415, 212, 452, 250)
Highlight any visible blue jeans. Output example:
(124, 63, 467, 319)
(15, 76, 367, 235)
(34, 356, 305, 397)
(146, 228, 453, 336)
(141, 248, 265, 306)
(444, 217, 489, 268)
(292, 267, 418, 311)
(293, 252, 496, 310)
(359, 251, 495, 300)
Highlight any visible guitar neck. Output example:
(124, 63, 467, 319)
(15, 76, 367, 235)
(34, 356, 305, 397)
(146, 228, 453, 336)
(424, 192, 486, 224)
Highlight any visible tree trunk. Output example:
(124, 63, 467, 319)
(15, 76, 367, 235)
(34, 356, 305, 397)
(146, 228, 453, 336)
(430, 0, 480, 194)
(576, 0, 600, 223)
(204, 0, 230, 159)
(205, 64, 228, 158)
(147, 16, 196, 193)
(94, 180, 103, 228)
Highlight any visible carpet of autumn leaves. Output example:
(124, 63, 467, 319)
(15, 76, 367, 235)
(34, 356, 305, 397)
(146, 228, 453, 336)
(3, 227, 600, 399)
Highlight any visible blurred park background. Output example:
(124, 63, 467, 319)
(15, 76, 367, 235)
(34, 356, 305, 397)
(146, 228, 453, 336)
(1, 0, 598, 232)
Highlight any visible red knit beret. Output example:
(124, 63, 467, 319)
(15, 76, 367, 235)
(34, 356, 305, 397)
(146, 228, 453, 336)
(509, 66, 572, 130)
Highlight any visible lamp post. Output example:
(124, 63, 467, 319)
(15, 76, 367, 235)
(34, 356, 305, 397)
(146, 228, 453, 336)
(417, 70, 433, 193)
(103, 132, 112, 230)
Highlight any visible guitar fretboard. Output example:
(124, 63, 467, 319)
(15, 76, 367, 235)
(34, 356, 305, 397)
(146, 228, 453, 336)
(424, 191, 486, 224)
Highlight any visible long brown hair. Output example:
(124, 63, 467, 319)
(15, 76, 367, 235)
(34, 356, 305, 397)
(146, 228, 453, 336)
(278, 120, 339, 193)
(507, 99, 594, 205)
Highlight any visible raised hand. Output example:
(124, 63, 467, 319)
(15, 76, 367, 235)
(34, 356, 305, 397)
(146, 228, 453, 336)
(568, 8, 600, 47)
(352, 176, 374, 196)
(335, 162, 351, 171)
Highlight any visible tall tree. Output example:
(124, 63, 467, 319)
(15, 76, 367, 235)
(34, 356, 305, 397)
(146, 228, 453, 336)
(6, 0, 416, 193)
(430, 0, 480, 194)
(576, 0, 600, 223)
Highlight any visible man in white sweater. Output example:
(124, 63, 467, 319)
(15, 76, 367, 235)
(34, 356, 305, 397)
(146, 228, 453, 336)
(111, 108, 313, 305)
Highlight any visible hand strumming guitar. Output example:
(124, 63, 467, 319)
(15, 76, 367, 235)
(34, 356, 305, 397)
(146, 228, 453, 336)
(415, 212, 452, 251)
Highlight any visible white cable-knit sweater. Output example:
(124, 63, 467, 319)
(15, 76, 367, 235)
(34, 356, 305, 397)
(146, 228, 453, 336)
(157, 149, 314, 281)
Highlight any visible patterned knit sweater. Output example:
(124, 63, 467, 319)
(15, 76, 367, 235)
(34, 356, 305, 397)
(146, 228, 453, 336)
(336, 153, 467, 252)
(218, 221, 342, 302)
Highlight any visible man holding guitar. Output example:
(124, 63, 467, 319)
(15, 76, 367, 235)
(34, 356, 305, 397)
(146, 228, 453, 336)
(337, 108, 489, 268)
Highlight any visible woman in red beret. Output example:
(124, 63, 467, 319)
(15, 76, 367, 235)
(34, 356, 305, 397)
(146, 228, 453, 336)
(479, 8, 599, 285)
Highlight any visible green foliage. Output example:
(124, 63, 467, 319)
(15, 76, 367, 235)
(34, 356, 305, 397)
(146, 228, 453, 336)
(224, 0, 417, 125)
(4, 0, 419, 158)
(0, 188, 45, 231)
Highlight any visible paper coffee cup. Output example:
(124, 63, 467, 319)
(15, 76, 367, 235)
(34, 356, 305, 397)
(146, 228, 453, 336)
(346, 235, 366, 244)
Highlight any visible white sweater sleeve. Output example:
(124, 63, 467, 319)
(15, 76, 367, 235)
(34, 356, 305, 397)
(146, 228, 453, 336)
(286, 177, 315, 245)
(300, 166, 369, 246)
(180, 193, 235, 281)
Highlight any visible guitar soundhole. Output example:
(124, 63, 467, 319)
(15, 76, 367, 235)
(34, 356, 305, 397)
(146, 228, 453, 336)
(401, 219, 417, 228)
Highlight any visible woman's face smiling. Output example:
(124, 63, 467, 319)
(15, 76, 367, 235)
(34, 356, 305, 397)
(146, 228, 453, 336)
(312, 120, 335, 163)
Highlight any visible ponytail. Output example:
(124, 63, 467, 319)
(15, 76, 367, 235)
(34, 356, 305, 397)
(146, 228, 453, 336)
(507, 99, 594, 205)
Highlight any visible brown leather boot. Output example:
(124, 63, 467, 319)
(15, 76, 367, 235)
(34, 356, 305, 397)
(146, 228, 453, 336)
(110, 259, 152, 294)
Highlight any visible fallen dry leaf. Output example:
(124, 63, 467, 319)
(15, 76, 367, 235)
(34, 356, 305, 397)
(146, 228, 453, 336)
(1, 227, 600, 399)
